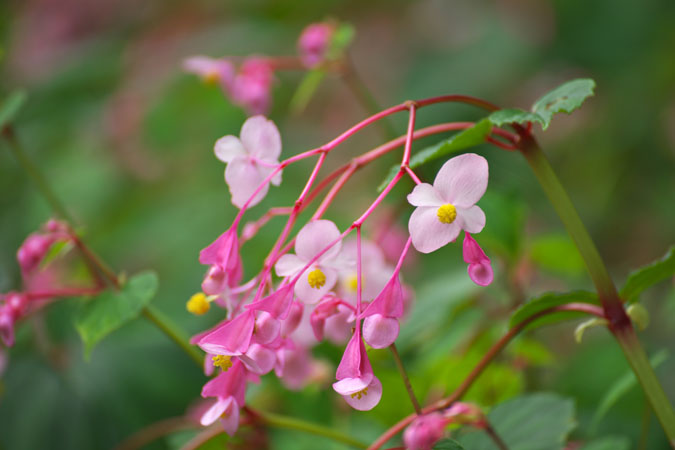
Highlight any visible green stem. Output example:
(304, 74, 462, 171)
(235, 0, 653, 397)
(639, 400, 652, 450)
(142, 305, 203, 368)
(2, 127, 75, 223)
(389, 343, 422, 415)
(520, 135, 675, 446)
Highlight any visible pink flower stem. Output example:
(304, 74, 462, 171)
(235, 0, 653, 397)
(401, 103, 417, 166)
(404, 166, 422, 185)
(355, 226, 363, 321)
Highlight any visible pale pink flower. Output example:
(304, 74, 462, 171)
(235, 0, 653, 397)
(403, 412, 448, 450)
(200, 359, 248, 436)
(339, 239, 391, 304)
(275, 220, 349, 304)
(215, 116, 282, 209)
(231, 58, 275, 115)
(360, 274, 404, 348)
(297, 23, 334, 68)
(462, 232, 493, 286)
(407, 153, 488, 253)
(183, 56, 235, 90)
(240, 342, 276, 375)
(332, 328, 382, 411)
(280, 301, 304, 337)
(274, 340, 312, 390)
(310, 297, 354, 344)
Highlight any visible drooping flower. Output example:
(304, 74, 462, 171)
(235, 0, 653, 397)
(231, 58, 275, 115)
(199, 228, 242, 279)
(360, 274, 403, 349)
(275, 220, 350, 304)
(183, 56, 235, 89)
(403, 412, 449, 450)
(462, 232, 493, 286)
(200, 359, 248, 436)
(332, 327, 382, 410)
(407, 153, 488, 253)
(198, 310, 256, 356)
(297, 23, 334, 68)
(0, 292, 27, 347)
(310, 296, 355, 344)
(215, 116, 282, 209)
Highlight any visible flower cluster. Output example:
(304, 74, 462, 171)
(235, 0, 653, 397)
(189, 113, 494, 436)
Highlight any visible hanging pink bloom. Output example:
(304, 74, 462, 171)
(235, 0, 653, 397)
(360, 274, 404, 348)
(407, 153, 488, 253)
(310, 297, 355, 343)
(462, 232, 493, 286)
(403, 412, 449, 450)
(240, 342, 277, 375)
(332, 328, 382, 410)
(0, 307, 15, 347)
(200, 359, 248, 436)
(297, 23, 334, 68)
(275, 342, 313, 390)
(280, 301, 304, 337)
(231, 58, 275, 115)
(252, 311, 280, 345)
(197, 310, 256, 356)
(199, 228, 243, 292)
(215, 115, 282, 209)
(275, 220, 349, 304)
(246, 283, 295, 320)
(183, 56, 235, 90)
(0, 292, 27, 347)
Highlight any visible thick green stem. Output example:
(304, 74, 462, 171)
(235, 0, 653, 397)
(520, 135, 675, 446)
(142, 305, 204, 368)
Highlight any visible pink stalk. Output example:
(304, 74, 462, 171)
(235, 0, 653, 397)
(405, 167, 422, 185)
(356, 226, 363, 319)
(401, 104, 417, 166)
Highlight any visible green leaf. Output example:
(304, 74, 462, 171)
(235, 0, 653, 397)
(580, 436, 631, 450)
(532, 78, 596, 129)
(509, 290, 599, 330)
(434, 438, 466, 449)
(456, 393, 576, 450)
(620, 246, 675, 303)
(75, 271, 159, 358)
(377, 119, 492, 191)
(488, 108, 544, 127)
(0, 90, 27, 130)
(529, 233, 585, 277)
(591, 349, 669, 431)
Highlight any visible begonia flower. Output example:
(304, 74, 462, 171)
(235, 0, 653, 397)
(332, 328, 382, 410)
(275, 342, 313, 390)
(407, 153, 488, 253)
(199, 228, 242, 285)
(183, 56, 235, 89)
(231, 58, 275, 115)
(360, 273, 404, 348)
(339, 239, 391, 303)
(297, 23, 334, 68)
(403, 412, 448, 450)
(198, 310, 255, 356)
(310, 297, 355, 343)
(200, 359, 248, 436)
(275, 220, 349, 304)
(215, 116, 282, 208)
(462, 232, 493, 286)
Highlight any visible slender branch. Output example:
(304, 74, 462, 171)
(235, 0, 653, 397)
(389, 343, 422, 415)
(142, 305, 203, 368)
(485, 422, 509, 450)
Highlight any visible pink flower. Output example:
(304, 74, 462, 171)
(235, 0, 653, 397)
(183, 56, 235, 90)
(275, 342, 313, 390)
(332, 328, 382, 411)
(275, 220, 349, 304)
(0, 292, 28, 347)
(310, 297, 355, 343)
(407, 153, 488, 253)
(0, 307, 15, 347)
(339, 239, 391, 304)
(297, 23, 334, 68)
(215, 116, 282, 209)
(199, 228, 242, 286)
(359, 274, 404, 349)
(444, 402, 486, 427)
(200, 359, 248, 436)
(198, 310, 256, 356)
(231, 58, 275, 115)
(403, 412, 448, 450)
(246, 283, 295, 320)
(462, 232, 493, 286)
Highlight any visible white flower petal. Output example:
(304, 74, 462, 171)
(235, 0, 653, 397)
(224, 156, 269, 208)
(457, 205, 486, 233)
(240, 115, 282, 161)
(407, 183, 445, 207)
(214, 136, 246, 163)
(433, 153, 488, 208)
(295, 220, 342, 262)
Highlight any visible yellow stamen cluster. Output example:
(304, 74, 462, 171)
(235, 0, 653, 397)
(437, 203, 457, 224)
(186, 293, 210, 315)
(347, 274, 359, 292)
(212, 355, 233, 371)
(308, 268, 327, 289)
(350, 387, 369, 400)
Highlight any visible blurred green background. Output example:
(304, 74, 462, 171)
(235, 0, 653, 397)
(1, 0, 674, 449)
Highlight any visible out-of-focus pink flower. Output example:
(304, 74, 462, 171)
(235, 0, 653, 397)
(183, 56, 235, 90)
(17, 220, 71, 280)
(332, 328, 382, 410)
(240, 342, 276, 375)
(280, 301, 304, 337)
(198, 310, 256, 356)
(339, 239, 390, 303)
(297, 23, 334, 68)
(231, 58, 275, 115)
(462, 232, 493, 286)
(275, 220, 350, 304)
(200, 359, 248, 436)
(0, 308, 15, 347)
(310, 297, 354, 344)
(374, 212, 418, 268)
(403, 412, 448, 450)
(407, 153, 488, 253)
(0, 292, 28, 347)
(444, 402, 486, 428)
(275, 342, 313, 390)
(215, 116, 282, 209)
(199, 228, 242, 286)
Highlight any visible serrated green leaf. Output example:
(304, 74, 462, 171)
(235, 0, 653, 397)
(580, 436, 631, 450)
(620, 246, 675, 303)
(377, 119, 491, 191)
(456, 393, 576, 450)
(75, 271, 159, 358)
(488, 108, 544, 127)
(434, 438, 466, 450)
(590, 349, 668, 431)
(0, 90, 27, 130)
(509, 291, 599, 330)
(529, 233, 585, 276)
(531, 78, 596, 130)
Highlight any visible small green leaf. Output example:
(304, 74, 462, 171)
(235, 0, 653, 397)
(620, 246, 675, 303)
(591, 349, 669, 431)
(0, 90, 27, 130)
(434, 438, 466, 450)
(488, 108, 544, 127)
(377, 119, 492, 191)
(532, 78, 596, 129)
(75, 271, 159, 358)
(456, 393, 576, 450)
(509, 291, 599, 330)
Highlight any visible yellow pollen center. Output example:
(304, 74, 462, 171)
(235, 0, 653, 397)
(350, 387, 369, 399)
(204, 71, 220, 84)
(437, 203, 457, 224)
(308, 268, 327, 289)
(187, 293, 210, 315)
(212, 355, 233, 371)
(347, 274, 359, 292)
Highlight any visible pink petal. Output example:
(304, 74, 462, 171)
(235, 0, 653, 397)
(0, 311, 15, 347)
(201, 360, 247, 403)
(336, 328, 373, 381)
(468, 261, 493, 286)
(295, 220, 342, 262)
(247, 284, 295, 319)
(253, 312, 280, 344)
(407, 183, 445, 207)
(200, 397, 232, 426)
(362, 314, 399, 349)
(258, 162, 282, 186)
(241, 343, 276, 375)
(199, 228, 240, 270)
(281, 302, 304, 337)
(278, 346, 312, 390)
(240, 116, 281, 162)
(219, 399, 240, 436)
(457, 205, 486, 233)
(433, 153, 488, 208)
(324, 305, 354, 344)
(408, 206, 461, 254)
(360, 275, 403, 318)
(403, 412, 447, 450)
(214, 135, 246, 163)
(275, 254, 305, 277)
(225, 156, 269, 208)
(341, 376, 382, 411)
(462, 232, 488, 264)
(294, 266, 337, 304)
(198, 310, 255, 355)
(332, 376, 370, 395)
